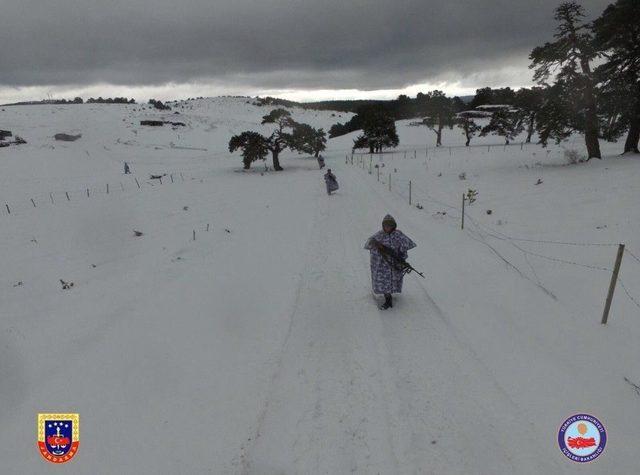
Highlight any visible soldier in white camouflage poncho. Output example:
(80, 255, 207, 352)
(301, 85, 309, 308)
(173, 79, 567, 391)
(364, 214, 416, 309)
(324, 169, 339, 195)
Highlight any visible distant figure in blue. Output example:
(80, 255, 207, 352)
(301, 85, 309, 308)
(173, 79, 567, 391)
(364, 214, 416, 309)
(124, 161, 131, 174)
(324, 168, 339, 195)
(317, 154, 325, 169)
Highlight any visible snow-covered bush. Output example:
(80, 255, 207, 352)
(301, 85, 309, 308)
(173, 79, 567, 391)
(563, 149, 584, 164)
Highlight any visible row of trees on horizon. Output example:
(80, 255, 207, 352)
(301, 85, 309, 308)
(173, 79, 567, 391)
(330, 0, 639, 160)
(229, 0, 637, 171)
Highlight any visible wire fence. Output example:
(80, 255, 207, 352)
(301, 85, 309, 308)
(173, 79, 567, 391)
(4, 148, 639, 318)
(350, 140, 541, 157)
(347, 151, 640, 322)
(0, 171, 197, 218)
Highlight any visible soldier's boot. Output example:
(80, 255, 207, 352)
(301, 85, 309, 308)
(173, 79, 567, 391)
(380, 293, 393, 310)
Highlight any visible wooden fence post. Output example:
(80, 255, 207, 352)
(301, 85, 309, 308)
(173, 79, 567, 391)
(5, 203, 10, 214)
(135, 178, 140, 189)
(50, 193, 54, 204)
(65, 192, 70, 201)
(602, 244, 625, 325)
(31, 198, 36, 207)
(461, 194, 465, 230)
(106, 183, 109, 194)
(409, 180, 412, 205)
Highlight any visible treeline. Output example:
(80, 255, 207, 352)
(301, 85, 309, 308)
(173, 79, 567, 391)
(148, 99, 171, 110)
(337, 0, 640, 158)
(329, 94, 468, 139)
(255, 96, 389, 114)
(1, 97, 135, 106)
(86, 97, 136, 104)
(468, 88, 519, 109)
(47, 97, 84, 104)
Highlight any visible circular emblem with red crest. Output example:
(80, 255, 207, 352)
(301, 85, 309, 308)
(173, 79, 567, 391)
(558, 413, 606, 463)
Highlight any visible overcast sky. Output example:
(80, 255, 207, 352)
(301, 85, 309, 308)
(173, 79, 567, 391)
(0, 0, 612, 103)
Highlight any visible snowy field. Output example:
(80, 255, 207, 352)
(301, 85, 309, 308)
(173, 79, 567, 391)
(1, 97, 639, 474)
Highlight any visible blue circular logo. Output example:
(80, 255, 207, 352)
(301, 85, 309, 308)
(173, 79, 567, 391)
(558, 414, 606, 463)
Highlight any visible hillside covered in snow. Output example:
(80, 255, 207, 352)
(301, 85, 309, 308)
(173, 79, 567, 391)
(1, 97, 639, 474)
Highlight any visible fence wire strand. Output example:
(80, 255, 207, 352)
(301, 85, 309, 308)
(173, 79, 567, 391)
(619, 279, 640, 310)
(624, 248, 640, 266)
(351, 154, 640, 314)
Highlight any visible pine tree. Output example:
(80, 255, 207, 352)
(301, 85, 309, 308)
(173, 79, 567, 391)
(469, 87, 517, 109)
(228, 132, 269, 169)
(289, 124, 327, 157)
(514, 87, 545, 143)
(311, 128, 328, 157)
(422, 91, 455, 147)
(456, 116, 482, 146)
(352, 134, 369, 152)
(452, 96, 467, 114)
(469, 88, 492, 109)
(598, 75, 634, 145)
(593, 0, 640, 154)
(480, 109, 525, 145)
(261, 109, 296, 170)
(530, 2, 602, 159)
(535, 83, 574, 147)
(353, 105, 399, 153)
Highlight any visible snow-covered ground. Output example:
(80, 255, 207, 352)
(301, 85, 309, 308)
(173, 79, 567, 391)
(1, 98, 639, 474)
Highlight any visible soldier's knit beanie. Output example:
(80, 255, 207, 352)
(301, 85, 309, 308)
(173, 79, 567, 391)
(382, 214, 397, 229)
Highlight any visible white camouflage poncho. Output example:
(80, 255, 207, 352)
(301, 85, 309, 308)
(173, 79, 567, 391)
(364, 229, 416, 294)
(324, 172, 339, 193)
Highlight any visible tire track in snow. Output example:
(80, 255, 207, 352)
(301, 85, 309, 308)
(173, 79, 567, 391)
(238, 184, 329, 475)
(240, 178, 405, 474)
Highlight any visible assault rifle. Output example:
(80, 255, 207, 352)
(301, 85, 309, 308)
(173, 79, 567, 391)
(370, 239, 425, 278)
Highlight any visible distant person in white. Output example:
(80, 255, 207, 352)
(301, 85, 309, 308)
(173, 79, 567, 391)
(324, 168, 339, 195)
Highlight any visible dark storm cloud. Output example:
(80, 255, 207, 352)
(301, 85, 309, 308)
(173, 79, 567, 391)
(0, 0, 612, 90)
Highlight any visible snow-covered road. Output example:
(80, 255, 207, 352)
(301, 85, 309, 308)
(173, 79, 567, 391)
(241, 162, 567, 474)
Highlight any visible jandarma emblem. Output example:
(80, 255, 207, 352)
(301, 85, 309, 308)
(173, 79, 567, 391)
(37, 413, 79, 464)
(558, 414, 606, 463)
